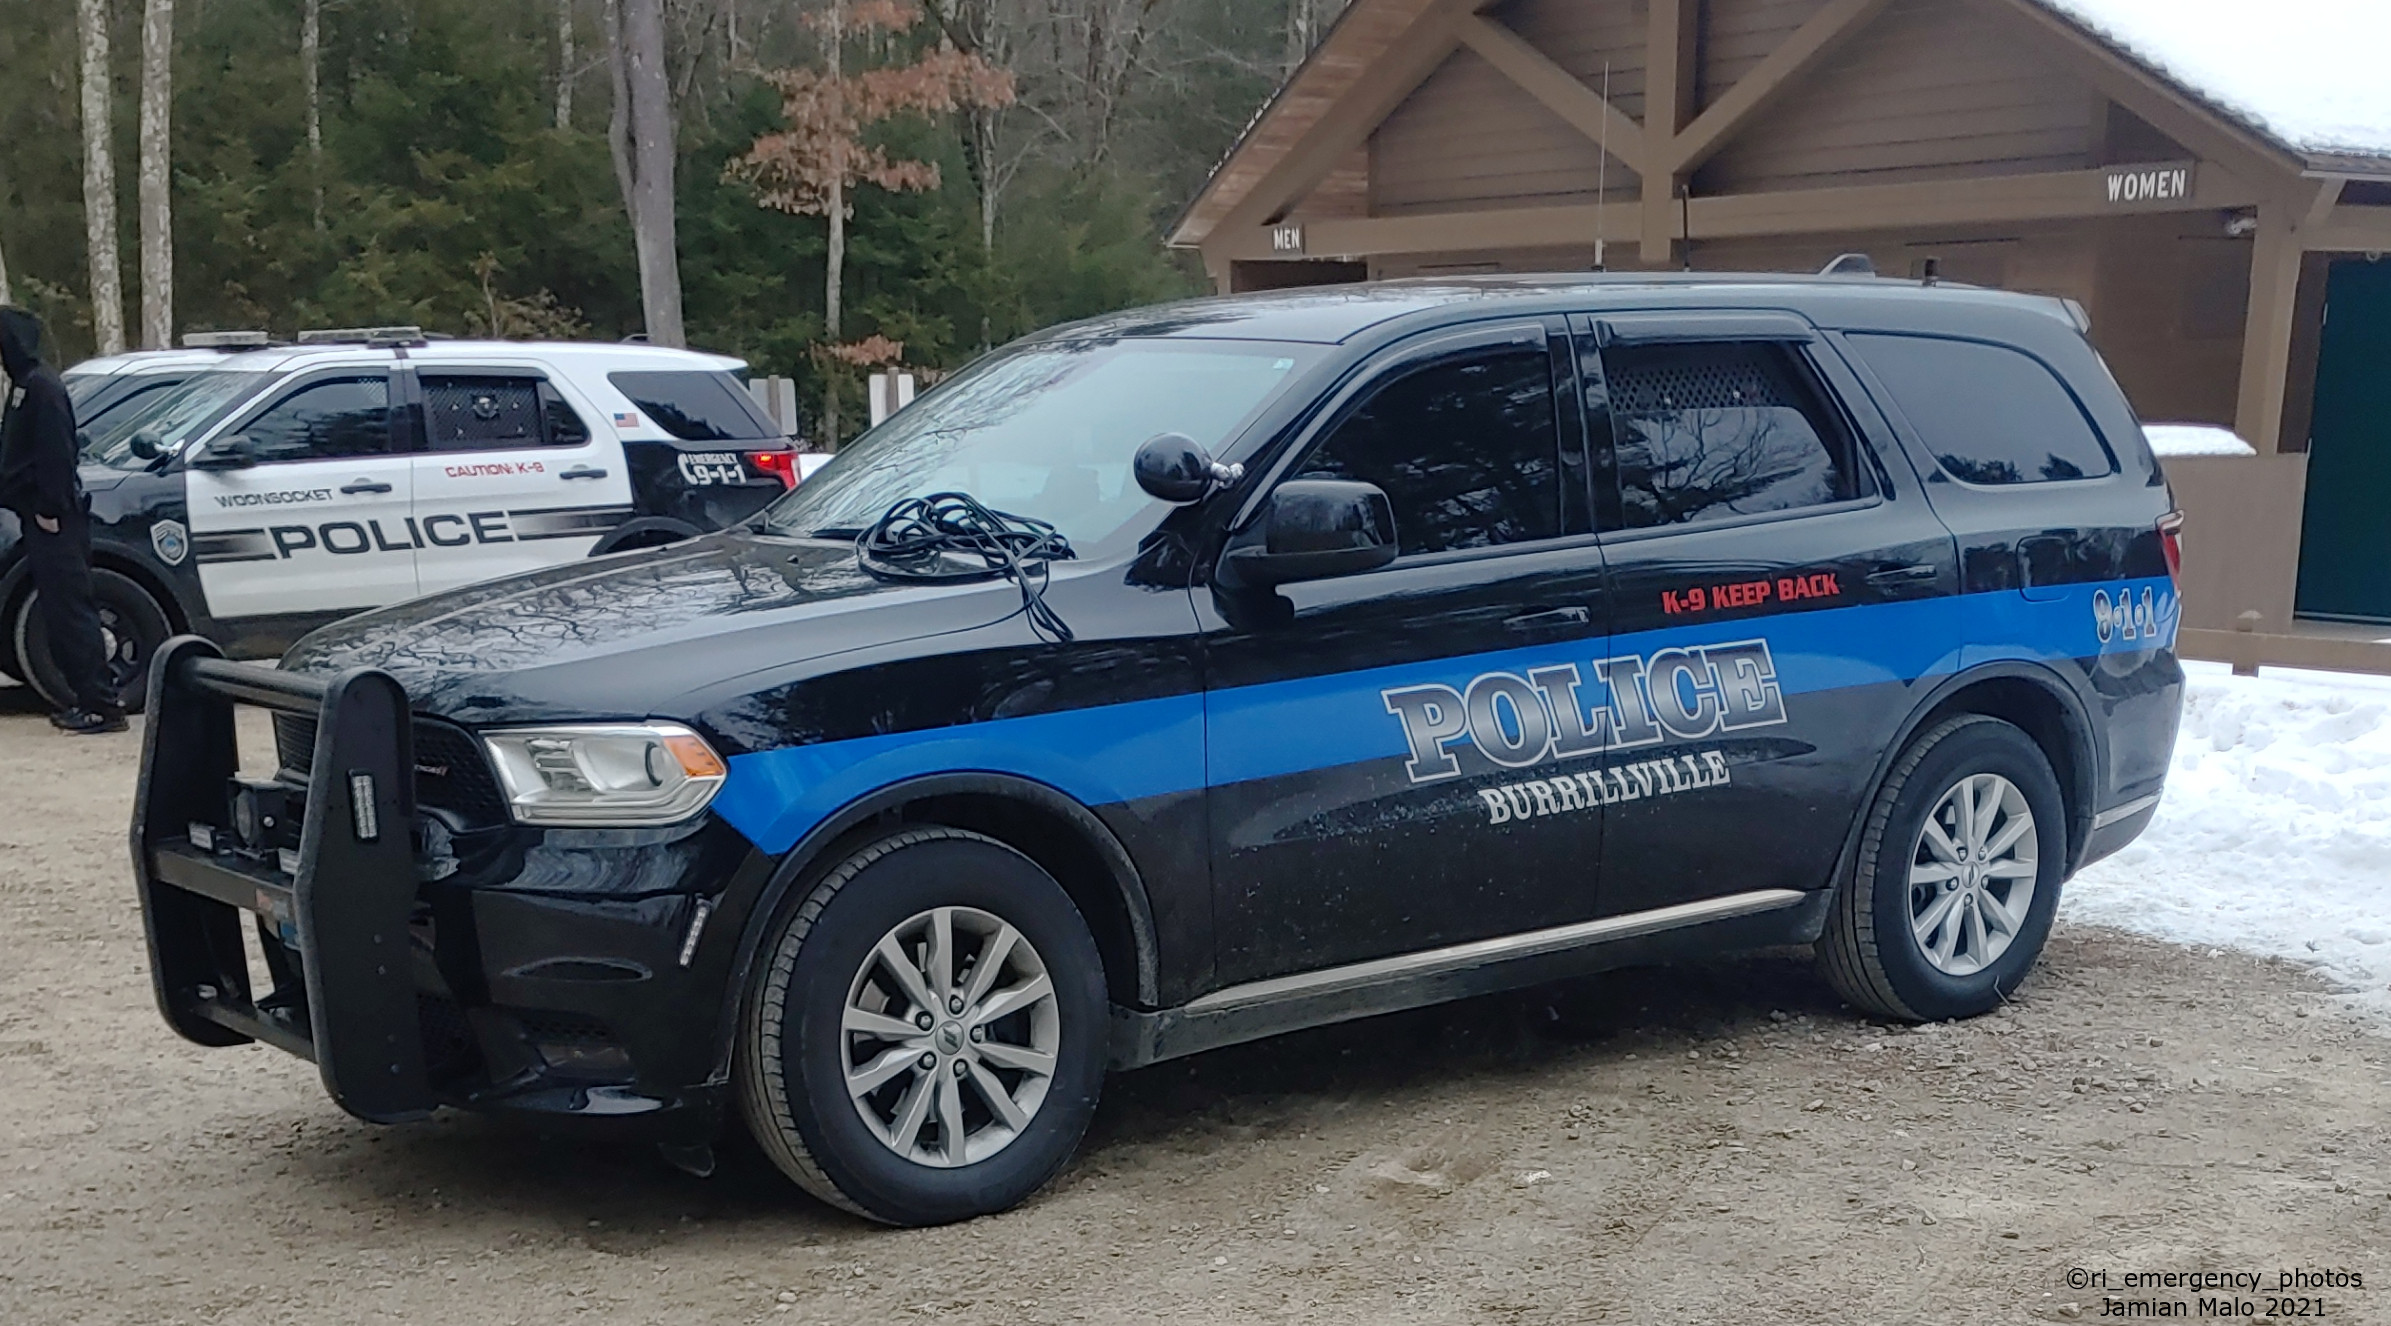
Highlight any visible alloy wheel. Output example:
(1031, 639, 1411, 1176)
(841, 905, 1060, 1168)
(1907, 772, 2039, 977)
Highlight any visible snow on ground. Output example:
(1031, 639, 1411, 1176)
(2067, 660, 2391, 1019)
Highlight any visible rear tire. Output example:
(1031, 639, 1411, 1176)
(1817, 715, 2066, 1022)
(736, 827, 1109, 1226)
(14, 569, 171, 715)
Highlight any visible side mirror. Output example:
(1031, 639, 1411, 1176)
(189, 435, 256, 470)
(1221, 479, 1398, 587)
(1133, 433, 1243, 504)
(126, 430, 162, 461)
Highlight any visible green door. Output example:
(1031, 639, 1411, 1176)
(2298, 258, 2391, 623)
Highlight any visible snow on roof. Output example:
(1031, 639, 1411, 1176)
(2144, 423, 2257, 457)
(2038, 0, 2391, 161)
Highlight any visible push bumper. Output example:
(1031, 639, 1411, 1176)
(131, 635, 432, 1122)
(129, 636, 745, 1136)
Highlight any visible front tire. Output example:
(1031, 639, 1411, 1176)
(1818, 715, 2067, 1021)
(737, 827, 1109, 1225)
(14, 569, 171, 715)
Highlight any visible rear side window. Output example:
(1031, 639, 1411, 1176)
(609, 370, 780, 442)
(421, 374, 590, 451)
(1600, 340, 1866, 531)
(1292, 347, 1562, 557)
(1845, 333, 2115, 484)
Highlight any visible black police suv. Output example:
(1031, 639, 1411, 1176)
(132, 275, 2183, 1225)
(3, 335, 798, 712)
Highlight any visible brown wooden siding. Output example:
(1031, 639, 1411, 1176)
(2090, 215, 2250, 427)
(1696, 0, 2097, 194)
(1370, 46, 1629, 216)
(1288, 147, 1372, 222)
(1700, 0, 1835, 106)
(1495, 0, 1649, 122)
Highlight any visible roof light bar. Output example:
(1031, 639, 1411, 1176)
(296, 325, 428, 347)
(181, 330, 272, 349)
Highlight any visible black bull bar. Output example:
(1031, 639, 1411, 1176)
(130, 635, 433, 1123)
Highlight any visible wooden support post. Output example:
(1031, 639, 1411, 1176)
(2235, 205, 2304, 453)
(1641, 0, 1699, 264)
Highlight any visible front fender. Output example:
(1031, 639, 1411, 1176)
(708, 694, 1205, 857)
(701, 769, 1166, 1100)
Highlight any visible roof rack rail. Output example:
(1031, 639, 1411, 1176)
(181, 330, 272, 350)
(1818, 253, 1877, 278)
(295, 325, 428, 347)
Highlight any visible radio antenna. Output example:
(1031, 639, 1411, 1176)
(1594, 61, 1611, 271)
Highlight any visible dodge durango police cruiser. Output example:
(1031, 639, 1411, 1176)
(131, 274, 2183, 1226)
(3, 331, 798, 709)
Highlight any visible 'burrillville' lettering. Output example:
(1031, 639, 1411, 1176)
(1478, 751, 1731, 825)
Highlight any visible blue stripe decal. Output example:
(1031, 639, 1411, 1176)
(710, 579, 2176, 855)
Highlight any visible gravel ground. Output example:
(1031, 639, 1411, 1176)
(3, 689, 2389, 1324)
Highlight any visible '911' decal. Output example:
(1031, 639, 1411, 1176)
(1380, 639, 1787, 785)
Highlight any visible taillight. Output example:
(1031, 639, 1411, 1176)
(745, 448, 798, 489)
(2157, 510, 2184, 586)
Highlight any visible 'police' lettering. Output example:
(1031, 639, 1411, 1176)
(320, 521, 371, 555)
(1383, 685, 1468, 782)
(270, 525, 317, 558)
(470, 511, 514, 543)
(422, 514, 472, 547)
(1382, 639, 1787, 785)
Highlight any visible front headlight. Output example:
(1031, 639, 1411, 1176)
(482, 723, 728, 827)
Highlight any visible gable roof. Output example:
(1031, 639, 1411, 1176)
(2045, 0, 2391, 165)
(1172, 0, 2391, 248)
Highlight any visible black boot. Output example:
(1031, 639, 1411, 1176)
(52, 706, 128, 734)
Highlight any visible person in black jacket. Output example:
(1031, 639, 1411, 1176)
(0, 306, 124, 733)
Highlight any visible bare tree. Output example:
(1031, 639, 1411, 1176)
(138, 0, 174, 349)
(735, 0, 1011, 440)
(607, 0, 685, 346)
(0, 219, 13, 306)
(77, 0, 125, 356)
(303, 0, 323, 229)
(555, 0, 575, 129)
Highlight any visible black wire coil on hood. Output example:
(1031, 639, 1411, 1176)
(855, 492, 1076, 642)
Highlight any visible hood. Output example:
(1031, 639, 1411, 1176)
(0, 307, 41, 382)
(280, 533, 1021, 727)
(77, 463, 129, 493)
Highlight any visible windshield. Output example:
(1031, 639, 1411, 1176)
(761, 339, 1314, 550)
(80, 371, 274, 470)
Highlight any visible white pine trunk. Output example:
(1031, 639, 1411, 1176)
(608, 0, 682, 346)
(77, 0, 125, 356)
(555, 0, 574, 130)
(822, 0, 844, 444)
(138, 0, 173, 349)
(303, 0, 322, 229)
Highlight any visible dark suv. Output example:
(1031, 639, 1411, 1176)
(131, 275, 2183, 1226)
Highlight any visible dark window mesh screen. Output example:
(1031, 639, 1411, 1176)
(1607, 347, 1797, 415)
(424, 377, 543, 449)
(1601, 341, 1860, 530)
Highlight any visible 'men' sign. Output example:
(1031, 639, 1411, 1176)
(2103, 161, 2196, 207)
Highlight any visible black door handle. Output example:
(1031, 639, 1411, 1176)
(1865, 564, 1939, 589)
(1504, 605, 1592, 632)
(559, 465, 608, 480)
(339, 479, 394, 495)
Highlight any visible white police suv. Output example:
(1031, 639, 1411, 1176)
(1, 330, 801, 709)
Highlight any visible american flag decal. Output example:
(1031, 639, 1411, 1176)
(613, 412, 639, 429)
